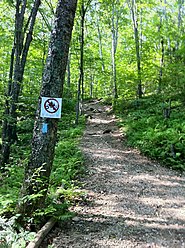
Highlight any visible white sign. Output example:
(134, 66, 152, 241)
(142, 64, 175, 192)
(40, 97, 62, 118)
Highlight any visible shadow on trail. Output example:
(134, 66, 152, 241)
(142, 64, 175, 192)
(56, 211, 184, 248)
(51, 100, 185, 248)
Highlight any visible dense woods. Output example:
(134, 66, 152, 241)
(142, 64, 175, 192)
(0, 0, 185, 246)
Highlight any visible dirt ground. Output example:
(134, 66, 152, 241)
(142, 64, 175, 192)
(50, 99, 185, 248)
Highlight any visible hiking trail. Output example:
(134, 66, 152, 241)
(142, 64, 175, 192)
(51, 99, 185, 248)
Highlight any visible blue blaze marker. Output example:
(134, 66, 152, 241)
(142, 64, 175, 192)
(42, 123, 48, 134)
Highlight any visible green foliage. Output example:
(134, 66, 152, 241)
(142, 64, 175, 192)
(0, 96, 85, 228)
(1, 0, 185, 242)
(0, 165, 24, 216)
(40, 187, 83, 220)
(50, 114, 85, 187)
(117, 95, 185, 170)
(0, 216, 35, 248)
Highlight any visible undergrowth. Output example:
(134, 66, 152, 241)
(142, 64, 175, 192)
(117, 95, 185, 171)
(0, 98, 85, 246)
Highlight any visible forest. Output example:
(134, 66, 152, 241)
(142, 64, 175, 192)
(0, 0, 185, 246)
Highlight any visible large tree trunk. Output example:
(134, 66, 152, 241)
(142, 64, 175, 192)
(18, 0, 78, 217)
(0, 0, 41, 167)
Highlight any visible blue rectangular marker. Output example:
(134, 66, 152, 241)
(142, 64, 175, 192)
(42, 123, 48, 134)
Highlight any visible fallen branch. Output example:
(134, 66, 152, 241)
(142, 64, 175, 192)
(26, 217, 56, 248)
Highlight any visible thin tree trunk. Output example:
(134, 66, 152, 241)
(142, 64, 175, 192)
(128, 0, 142, 98)
(75, 0, 92, 125)
(67, 52, 71, 97)
(177, 0, 184, 49)
(75, 72, 82, 125)
(80, 1, 85, 101)
(158, 38, 164, 93)
(79, 0, 92, 101)
(95, 4, 105, 72)
(90, 72, 94, 98)
(1, 0, 41, 167)
(18, 0, 78, 217)
(111, 0, 119, 105)
(75, 1, 85, 126)
(157, 0, 165, 93)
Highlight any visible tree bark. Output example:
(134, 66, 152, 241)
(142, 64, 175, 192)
(18, 0, 78, 217)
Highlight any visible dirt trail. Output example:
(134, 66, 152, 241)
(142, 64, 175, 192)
(52, 99, 185, 248)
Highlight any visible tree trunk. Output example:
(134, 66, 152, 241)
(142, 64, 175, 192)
(157, 0, 165, 93)
(75, 0, 92, 125)
(18, 0, 78, 217)
(128, 0, 142, 98)
(177, 0, 184, 50)
(0, 0, 41, 167)
(67, 52, 71, 97)
(95, 3, 105, 72)
(111, 0, 119, 101)
(90, 73, 94, 98)
(158, 38, 164, 93)
(79, 1, 85, 102)
(75, 1, 85, 125)
(75, 71, 82, 125)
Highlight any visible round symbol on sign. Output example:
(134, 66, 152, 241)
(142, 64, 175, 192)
(44, 98, 59, 114)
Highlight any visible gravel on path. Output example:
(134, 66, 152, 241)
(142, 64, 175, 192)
(51, 99, 185, 248)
